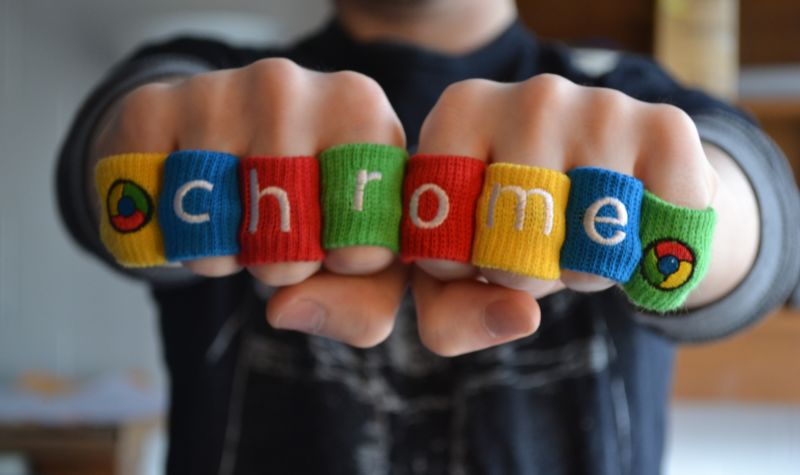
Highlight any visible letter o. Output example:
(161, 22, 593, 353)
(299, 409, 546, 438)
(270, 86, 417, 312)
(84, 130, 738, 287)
(410, 183, 450, 229)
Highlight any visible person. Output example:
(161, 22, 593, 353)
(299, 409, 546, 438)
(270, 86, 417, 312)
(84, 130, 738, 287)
(56, 0, 800, 473)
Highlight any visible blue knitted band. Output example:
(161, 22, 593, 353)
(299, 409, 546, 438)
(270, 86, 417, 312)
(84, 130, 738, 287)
(560, 167, 644, 282)
(158, 150, 242, 261)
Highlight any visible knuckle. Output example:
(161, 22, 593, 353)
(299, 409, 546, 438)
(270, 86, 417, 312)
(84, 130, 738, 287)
(248, 57, 303, 80)
(113, 83, 171, 142)
(515, 74, 574, 113)
(178, 73, 230, 118)
(525, 73, 574, 98)
(439, 78, 493, 106)
(332, 70, 391, 114)
(327, 70, 402, 142)
(582, 88, 635, 145)
(333, 69, 380, 92)
(246, 58, 305, 105)
(420, 79, 493, 142)
(179, 71, 231, 108)
(648, 103, 697, 137)
(590, 87, 633, 115)
(645, 104, 702, 163)
(118, 83, 166, 120)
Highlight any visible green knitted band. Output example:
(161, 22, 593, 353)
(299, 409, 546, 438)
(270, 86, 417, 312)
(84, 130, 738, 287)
(623, 191, 717, 313)
(320, 143, 408, 251)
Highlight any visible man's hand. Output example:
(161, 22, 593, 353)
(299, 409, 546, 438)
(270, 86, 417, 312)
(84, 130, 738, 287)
(410, 73, 758, 356)
(94, 58, 411, 347)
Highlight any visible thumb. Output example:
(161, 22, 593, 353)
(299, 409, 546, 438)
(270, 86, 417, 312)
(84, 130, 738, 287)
(411, 268, 541, 357)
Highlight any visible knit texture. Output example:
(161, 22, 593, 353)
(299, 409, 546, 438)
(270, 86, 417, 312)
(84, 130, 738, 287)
(401, 155, 486, 263)
(560, 167, 644, 282)
(320, 143, 408, 251)
(95, 153, 167, 267)
(623, 191, 717, 312)
(239, 156, 324, 264)
(157, 150, 241, 261)
(472, 163, 570, 280)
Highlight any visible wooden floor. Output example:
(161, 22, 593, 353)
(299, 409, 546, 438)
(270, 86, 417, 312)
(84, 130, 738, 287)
(673, 307, 800, 403)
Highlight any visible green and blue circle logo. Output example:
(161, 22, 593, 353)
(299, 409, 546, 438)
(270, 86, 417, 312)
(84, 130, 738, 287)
(107, 179, 153, 233)
(641, 239, 695, 290)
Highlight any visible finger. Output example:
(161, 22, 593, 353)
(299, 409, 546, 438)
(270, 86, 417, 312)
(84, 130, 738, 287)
(621, 105, 718, 311)
(314, 71, 407, 276)
(557, 87, 640, 292)
(635, 104, 713, 208)
(412, 267, 540, 357)
(412, 80, 491, 281)
(166, 71, 248, 277)
(93, 83, 186, 270)
(238, 153, 324, 286)
(94, 82, 178, 157)
(266, 261, 409, 347)
(476, 76, 574, 292)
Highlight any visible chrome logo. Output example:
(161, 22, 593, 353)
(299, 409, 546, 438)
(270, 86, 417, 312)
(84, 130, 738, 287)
(641, 239, 695, 290)
(107, 179, 153, 233)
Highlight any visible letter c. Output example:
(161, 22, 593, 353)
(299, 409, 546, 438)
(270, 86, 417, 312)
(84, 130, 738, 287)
(174, 179, 214, 224)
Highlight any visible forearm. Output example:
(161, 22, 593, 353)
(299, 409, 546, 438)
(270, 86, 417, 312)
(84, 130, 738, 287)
(684, 142, 760, 308)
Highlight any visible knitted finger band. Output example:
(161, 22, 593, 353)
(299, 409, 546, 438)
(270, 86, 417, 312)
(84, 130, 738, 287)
(472, 163, 571, 280)
(239, 156, 324, 264)
(320, 143, 408, 252)
(623, 191, 717, 312)
(560, 167, 644, 282)
(157, 150, 241, 261)
(400, 155, 486, 263)
(95, 153, 168, 267)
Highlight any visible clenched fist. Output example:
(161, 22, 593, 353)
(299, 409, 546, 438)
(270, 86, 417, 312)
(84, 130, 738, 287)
(410, 73, 756, 355)
(93, 58, 410, 347)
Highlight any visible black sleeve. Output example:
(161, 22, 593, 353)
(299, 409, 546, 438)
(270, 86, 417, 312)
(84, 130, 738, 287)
(55, 37, 264, 286)
(593, 54, 800, 342)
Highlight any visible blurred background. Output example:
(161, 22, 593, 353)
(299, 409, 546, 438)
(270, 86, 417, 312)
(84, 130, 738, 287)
(0, 0, 798, 474)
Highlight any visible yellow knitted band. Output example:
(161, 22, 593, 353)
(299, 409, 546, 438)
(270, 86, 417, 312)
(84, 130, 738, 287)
(95, 153, 168, 267)
(471, 163, 571, 280)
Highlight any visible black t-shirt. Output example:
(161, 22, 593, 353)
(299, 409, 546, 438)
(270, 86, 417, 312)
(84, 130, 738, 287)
(56, 19, 800, 475)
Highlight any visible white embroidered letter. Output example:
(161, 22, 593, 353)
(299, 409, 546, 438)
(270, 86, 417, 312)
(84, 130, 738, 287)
(174, 180, 214, 224)
(583, 196, 628, 245)
(353, 169, 383, 211)
(410, 184, 450, 229)
(248, 169, 291, 234)
(487, 184, 554, 235)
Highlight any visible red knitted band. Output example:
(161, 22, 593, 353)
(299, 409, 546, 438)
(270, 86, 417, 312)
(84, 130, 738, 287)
(401, 154, 486, 263)
(238, 156, 324, 264)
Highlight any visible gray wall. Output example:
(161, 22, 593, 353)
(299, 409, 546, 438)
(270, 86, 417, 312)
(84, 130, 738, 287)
(0, 0, 330, 382)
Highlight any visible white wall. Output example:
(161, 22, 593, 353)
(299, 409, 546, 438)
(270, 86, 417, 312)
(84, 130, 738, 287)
(0, 0, 330, 382)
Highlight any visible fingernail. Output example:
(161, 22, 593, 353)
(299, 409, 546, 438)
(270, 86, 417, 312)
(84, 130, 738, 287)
(482, 300, 533, 339)
(274, 300, 327, 334)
